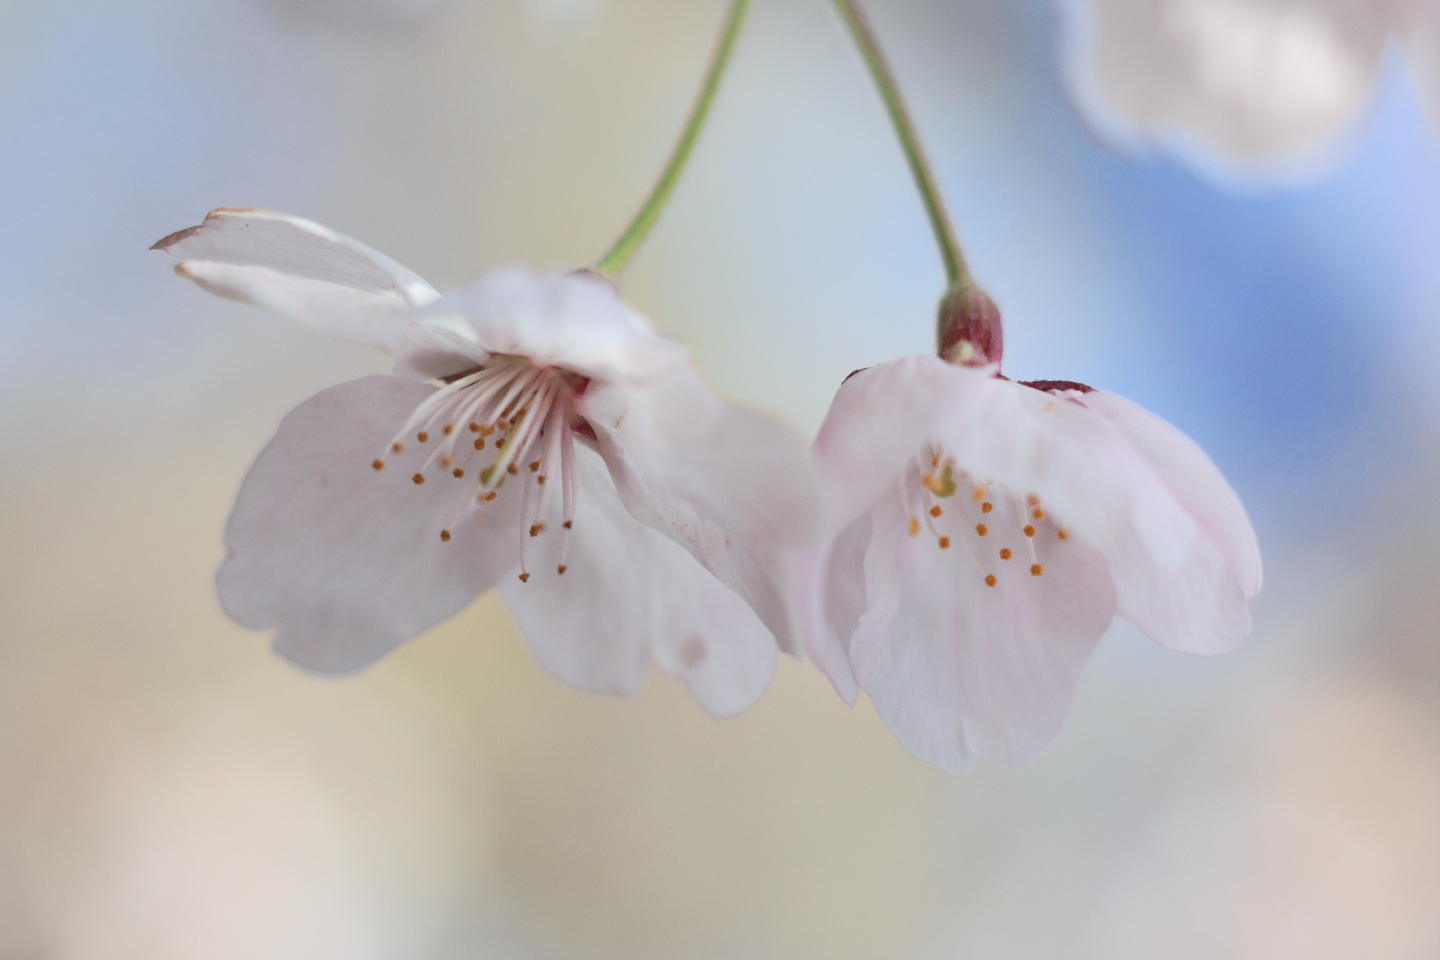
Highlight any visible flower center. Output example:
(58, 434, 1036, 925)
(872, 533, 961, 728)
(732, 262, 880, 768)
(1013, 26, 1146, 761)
(905, 446, 1070, 587)
(372, 354, 587, 581)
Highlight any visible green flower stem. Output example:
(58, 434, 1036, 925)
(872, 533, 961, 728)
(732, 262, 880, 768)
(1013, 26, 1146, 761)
(595, 0, 751, 278)
(828, 0, 970, 289)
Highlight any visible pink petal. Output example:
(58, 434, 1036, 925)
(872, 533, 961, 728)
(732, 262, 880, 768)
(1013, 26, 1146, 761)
(851, 478, 1117, 773)
(414, 271, 688, 384)
(581, 364, 820, 656)
(911, 365, 1244, 657)
(154, 209, 438, 349)
(499, 444, 775, 717)
(1079, 390, 1262, 600)
(218, 375, 519, 674)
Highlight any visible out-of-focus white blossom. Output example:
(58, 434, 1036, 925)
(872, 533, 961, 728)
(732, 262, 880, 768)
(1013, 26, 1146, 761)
(1060, 0, 1440, 176)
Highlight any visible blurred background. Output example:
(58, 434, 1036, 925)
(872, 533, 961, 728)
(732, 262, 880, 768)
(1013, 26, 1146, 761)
(2, 0, 1439, 957)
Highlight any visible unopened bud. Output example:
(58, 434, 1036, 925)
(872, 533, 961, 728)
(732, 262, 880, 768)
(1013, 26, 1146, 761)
(936, 283, 1002, 369)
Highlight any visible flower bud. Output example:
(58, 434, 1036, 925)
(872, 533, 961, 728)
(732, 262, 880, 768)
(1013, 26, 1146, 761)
(936, 283, 1002, 369)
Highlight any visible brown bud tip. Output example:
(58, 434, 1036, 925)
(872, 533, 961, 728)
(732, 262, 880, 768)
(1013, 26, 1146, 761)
(936, 283, 1002, 368)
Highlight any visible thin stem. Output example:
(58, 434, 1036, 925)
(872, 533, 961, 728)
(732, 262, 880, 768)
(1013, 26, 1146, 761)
(595, 0, 751, 278)
(828, 0, 969, 288)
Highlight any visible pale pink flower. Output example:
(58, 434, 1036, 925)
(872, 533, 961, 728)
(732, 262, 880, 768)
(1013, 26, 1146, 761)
(155, 208, 817, 716)
(805, 353, 1261, 773)
(1061, 0, 1440, 174)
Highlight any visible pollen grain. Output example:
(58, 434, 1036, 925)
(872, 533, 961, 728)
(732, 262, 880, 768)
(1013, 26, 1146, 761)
(999, 548, 1013, 560)
(984, 574, 997, 587)
(1030, 563, 1043, 576)
(1023, 524, 1036, 538)
(908, 516, 921, 537)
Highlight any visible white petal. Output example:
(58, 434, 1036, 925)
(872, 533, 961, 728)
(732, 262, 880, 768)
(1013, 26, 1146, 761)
(930, 371, 1245, 657)
(218, 375, 520, 674)
(1061, 0, 1387, 164)
(499, 443, 776, 716)
(811, 512, 870, 705)
(154, 209, 439, 349)
(812, 359, 954, 532)
(414, 270, 688, 384)
(1078, 390, 1262, 599)
(851, 479, 1117, 773)
(581, 364, 821, 656)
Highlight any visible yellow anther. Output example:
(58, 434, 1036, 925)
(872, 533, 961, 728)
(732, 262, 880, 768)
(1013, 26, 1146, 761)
(506, 464, 519, 475)
(929, 506, 942, 518)
(443, 424, 454, 436)
(1023, 525, 1036, 538)
(975, 524, 988, 537)
(372, 460, 384, 471)
(1057, 529, 1069, 540)
(939, 536, 951, 549)
(495, 438, 506, 449)
(440, 530, 451, 542)
(392, 442, 404, 453)
(972, 486, 987, 502)
(1032, 508, 1045, 521)
(469, 422, 481, 433)
(981, 502, 993, 514)
(563, 520, 573, 529)
(908, 516, 921, 537)
(474, 438, 485, 450)
(417, 431, 429, 443)
(1030, 563, 1043, 576)
(530, 522, 547, 537)
(537, 475, 547, 485)
(985, 574, 997, 587)
(412, 473, 425, 485)
(528, 460, 541, 473)
(479, 491, 498, 503)
(557, 565, 567, 575)
(452, 468, 465, 478)
(999, 548, 1013, 560)
(518, 572, 530, 583)
(1027, 494, 1040, 506)
(439, 456, 453, 468)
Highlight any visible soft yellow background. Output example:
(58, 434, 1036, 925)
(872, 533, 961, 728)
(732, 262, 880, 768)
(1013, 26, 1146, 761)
(2, 1, 1438, 958)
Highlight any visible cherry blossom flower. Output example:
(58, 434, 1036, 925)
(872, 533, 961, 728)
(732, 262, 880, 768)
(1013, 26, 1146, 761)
(803, 306, 1261, 773)
(155, 208, 817, 716)
(1061, 0, 1440, 174)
